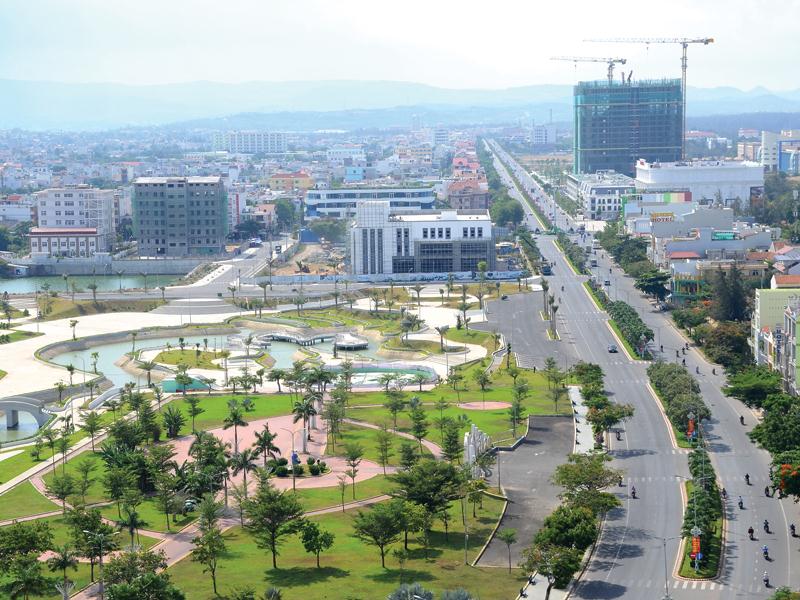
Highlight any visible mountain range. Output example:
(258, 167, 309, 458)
(3, 79, 800, 131)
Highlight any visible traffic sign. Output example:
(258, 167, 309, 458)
(690, 552, 696, 559)
(697, 552, 703, 560)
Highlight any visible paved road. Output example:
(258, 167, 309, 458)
(479, 415, 573, 568)
(492, 139, 800, 596)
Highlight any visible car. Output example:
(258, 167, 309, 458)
(501, 294, 509, 300)
(607, 344, 618, 353)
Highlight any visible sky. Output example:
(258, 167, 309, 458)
(1, 0, 798, 90)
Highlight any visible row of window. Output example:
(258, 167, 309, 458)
(422, 227, 451, 240)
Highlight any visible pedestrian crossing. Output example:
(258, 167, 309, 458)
(579, 578, 762, 593)
(618, 473, 774, 483)
(514, 353, 539, 370)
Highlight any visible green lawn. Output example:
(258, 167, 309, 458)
(168, 495, 523, 600)
(155, 349, 222, 370)
(329, 422, 433, 466)
(172, 393, 292, 435)
(100, 496, 195, 534)
(0, 329, 42, 344)
(41, 451, 107, 505)
(444, 328, 497, 353)
(0, 481, 59, 520)
(292, 475, 394, 512)
(382, 337, 458, 355)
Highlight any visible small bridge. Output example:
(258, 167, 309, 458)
(0, 395, 52, 429)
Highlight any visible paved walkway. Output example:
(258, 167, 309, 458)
(478, 415, 573, 569)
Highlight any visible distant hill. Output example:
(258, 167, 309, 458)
(2, 78, 800, 131)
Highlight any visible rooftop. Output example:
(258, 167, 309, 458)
(636, 159, 761, 170)
(30, 227, 97, 235)
(134, 176, 221, 184)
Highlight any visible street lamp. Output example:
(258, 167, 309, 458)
(83, 530, 119, 600)
(280, 427, 298, 491)
(654, 535, 681, 600)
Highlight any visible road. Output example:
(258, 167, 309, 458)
(488, 141, 798, 598)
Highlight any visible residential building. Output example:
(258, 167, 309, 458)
(113, 188, 132, 228)
(212, 131, 287, 154)
(29, 227, 103, 257)
(635, 159, 764, 209)
(350, 201, 495, 276)
(268, 171, 314, 191)
(654, 225, 777, 269)
(133, 176, 228, 257)
(305, 186, 436, 220)
(249, 203, 276, 230)
(326, 145, 366, 164)
(447, 181, 490, 210)
(33, 185, 115, 252)
(752, 289, 800, 368)
(573, 79, 682, 177)
(228, 191, 246, 230)
(761, 130, 800, 171)
(432, 127, 449, 147)
(531, 124, 557, 146)
(0, 195, 33, 224)
(737, 141, 761, 162)
(565, 171, 636, 220)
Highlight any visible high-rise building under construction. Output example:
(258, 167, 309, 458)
(573, 79, 683, 177)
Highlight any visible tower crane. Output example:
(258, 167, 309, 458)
(550, 56, 627, 85)
(583, 37, 714, 158)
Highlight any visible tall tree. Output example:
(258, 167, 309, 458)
(191, 526, 226, 596)
(300, 522, 335, 568)
(352, 502, 403, 568)
(243, 474, 305, 569)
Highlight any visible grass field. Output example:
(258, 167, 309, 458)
(100, 495, 195, 534)
(0, 329, 42, 344)
(36, 297, 165, 321)
(0, 481, 59, 520)
(444, 328, 497, 353)
(155, 348, 223, 370)
(329, 422, 433, 466)
(167, 494, 523, 600)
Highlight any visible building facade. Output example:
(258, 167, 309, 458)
(305, 186, 435, 220)
(33, 186, 115, 252)
(350, 201, 495, 276)
(565, 171, 636, 220)
(268, 171, 314, 191)
(133, 176, 228, 257)
(29, 227, 103, 257)
(573, 79, 683, 177)
(211, 131, 287, 154)
(635, 159, 764, 209)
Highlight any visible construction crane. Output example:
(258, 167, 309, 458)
(583, 37, 714, 158)
(550, 56, 627, 85)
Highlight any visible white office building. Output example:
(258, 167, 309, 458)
(305, 186, 436, 220)
(212, 131, 287, 154)
(531, 124, 557, 145)
(565, 171, 636, 220)
(326, 144, 366, 164)
(634, 159, 764, 210)
(350, 201, 495, 276)
(33, 185, 115, 253)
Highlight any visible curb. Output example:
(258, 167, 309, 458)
(471, 491, 509, 567)
(645, 382, 681, 450)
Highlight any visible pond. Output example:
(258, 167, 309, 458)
(0, 274, 177, 295)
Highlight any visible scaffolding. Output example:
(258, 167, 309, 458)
(573, 79, 683, 177)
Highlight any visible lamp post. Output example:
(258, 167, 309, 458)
(83, 530, 119, 600)
(280, 427, 298, 491)
(654, 535, 680, 599)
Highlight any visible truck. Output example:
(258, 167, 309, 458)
(541, 262, 552, 275)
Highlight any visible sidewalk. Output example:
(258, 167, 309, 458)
(569, 386, 594, 453)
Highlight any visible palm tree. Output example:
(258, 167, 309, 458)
(119, 507, 147, 549)
(46, 544, 78, 596)
(87, 282, 98, 304)
(550, 304, 559, 338)
(54, 381, 67, 404)
(434, 325, 450, 352)
(130, 331, 138, 354)
(541, 278, 550, 318)
(85, 380, 99, 403)
(7, 559, 46, 600)
(229, 448, 258, 498)
(65, 364, 75, 386)
(139, 360, 158, 387)
(69, 319, 78, 341)
(253, 423, 281, 467)
(90, 351, 100, 374)
(140, 271, 148, 293)
(268, 368, 288, 393)
(292, 393, 319, 440)
(159, 286, 166, 301)
(223, 402, 249, 453)
(412, 283, 424, 309)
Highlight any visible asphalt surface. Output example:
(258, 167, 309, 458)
(487, 142, 788, 599)
(479, 415, 574, 568)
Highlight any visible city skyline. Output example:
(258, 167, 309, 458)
(1, 0, 798, 90)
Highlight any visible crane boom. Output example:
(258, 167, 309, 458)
(550, 56, 627, 84)
(584, 37, 714, 158)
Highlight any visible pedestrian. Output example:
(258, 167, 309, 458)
(519, 587, 528, 598)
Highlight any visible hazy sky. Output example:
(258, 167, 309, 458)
(1, 0, 797, 90)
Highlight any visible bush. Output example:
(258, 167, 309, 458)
(608, 301, 653, 357)
(292, 464, 305, 476)
(306, 456, 316, 465)
(318, 461, 327, 471)
(277, 457, 288, 467)
(275, 466, 289, 478)
(309, 464, 321, 476)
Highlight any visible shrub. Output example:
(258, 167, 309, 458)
(309, 464, 321, 476)
(306, 456, 316, 465)
(277, 457, 288, 466)
(275, 466, 289, 478)
(292, 464, 305, 476)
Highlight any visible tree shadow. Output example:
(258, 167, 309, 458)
(264, 566, 350, 587)
(571, 581, 628, 599)
(366, 568, 436, 583)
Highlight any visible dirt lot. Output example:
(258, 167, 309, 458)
(272, 243, 345, 275)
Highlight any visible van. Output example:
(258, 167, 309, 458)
(590, 259, 598, 268)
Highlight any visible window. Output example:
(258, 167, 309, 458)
(463, 227, 468, 238)
(477, 228, 483, 238)
(422, 228, 428, 239)
(438, 228, 443, 239)
(470, 227, 475, 238)
(445, 228, 451, 239)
